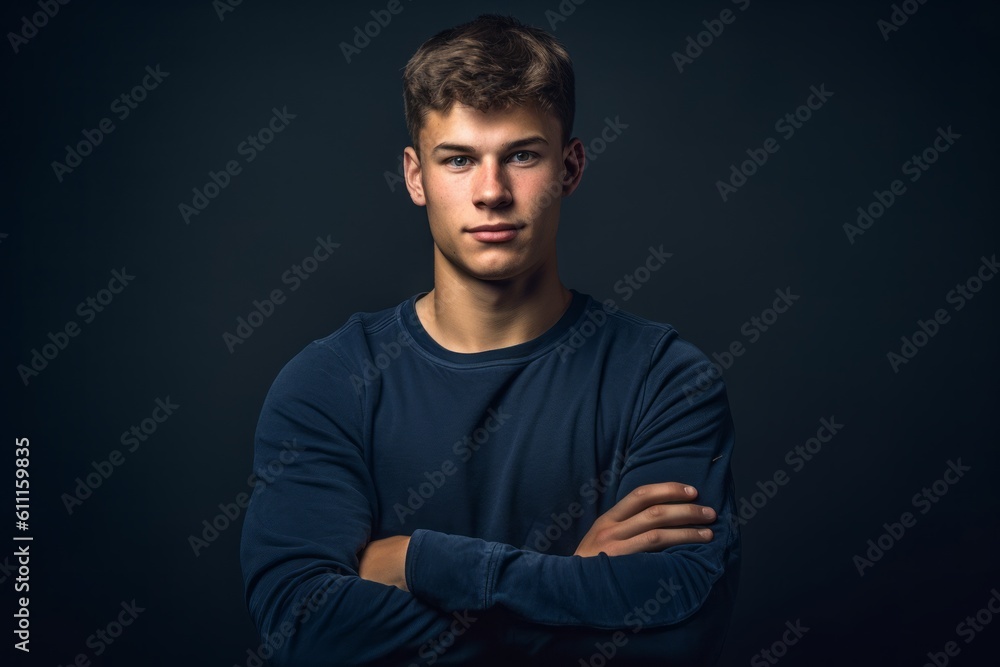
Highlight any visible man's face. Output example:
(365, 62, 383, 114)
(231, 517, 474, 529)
(403, 102, 583, 283)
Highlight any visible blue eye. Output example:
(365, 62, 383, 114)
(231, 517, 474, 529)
(511, 151, 534, 163)
(447, 156, 469, 167)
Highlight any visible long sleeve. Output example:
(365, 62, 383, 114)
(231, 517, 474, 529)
(404, 331, 740, 646)
(239, 340, 514, 666)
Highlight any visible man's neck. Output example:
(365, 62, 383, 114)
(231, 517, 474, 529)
(415, 271, 572, 354)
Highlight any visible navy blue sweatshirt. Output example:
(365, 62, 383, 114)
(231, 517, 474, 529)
(240, 289, 740, 666)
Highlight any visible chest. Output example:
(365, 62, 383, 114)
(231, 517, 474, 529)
(365, 365, 632, 552)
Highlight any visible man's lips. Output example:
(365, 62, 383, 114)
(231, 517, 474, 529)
(466, 223, 523, 242)
(466, 223, 523, 232)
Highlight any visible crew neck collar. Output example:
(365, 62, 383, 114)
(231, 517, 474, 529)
(398, 289, 590, 366)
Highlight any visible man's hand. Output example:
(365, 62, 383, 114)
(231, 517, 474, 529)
(574, 483, 716, 557)
(358, 535, 410, 591)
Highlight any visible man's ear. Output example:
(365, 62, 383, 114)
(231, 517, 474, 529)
(561, 138, 586, 197)
(403, 146, 426, 206)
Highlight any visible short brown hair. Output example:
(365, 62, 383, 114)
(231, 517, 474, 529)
(403, 14, 575, 152)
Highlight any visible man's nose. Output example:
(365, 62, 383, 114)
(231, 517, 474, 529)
(473, 160, 512, 208)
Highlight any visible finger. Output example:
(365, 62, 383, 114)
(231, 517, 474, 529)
(612, 503, 716, 540)
(602, 483, 699, 523)
(608, 527, 714, 557)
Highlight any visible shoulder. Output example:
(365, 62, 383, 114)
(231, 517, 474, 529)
(592, 298, 722, 405)
(594, 298, 712, 370)
(266, 296, 408, 398)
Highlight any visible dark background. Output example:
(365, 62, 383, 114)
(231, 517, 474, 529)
(4, 0, 998, 665)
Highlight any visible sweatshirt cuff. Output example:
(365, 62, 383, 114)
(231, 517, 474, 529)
(406, 528, 501, 611)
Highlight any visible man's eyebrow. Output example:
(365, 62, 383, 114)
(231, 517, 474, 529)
(431, 136, 549, 155)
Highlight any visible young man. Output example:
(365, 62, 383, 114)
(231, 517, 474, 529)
(240, 14, 740, 666)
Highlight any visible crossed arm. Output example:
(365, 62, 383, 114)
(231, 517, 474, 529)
(358, 482, 719, 591)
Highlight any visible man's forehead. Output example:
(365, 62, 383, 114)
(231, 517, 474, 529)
(420, 102, 560, 150)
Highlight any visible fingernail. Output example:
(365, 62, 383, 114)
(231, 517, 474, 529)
(685, 486, 695, 496)
(699, 529, 712, 538)
(702, 507, 715, 518)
